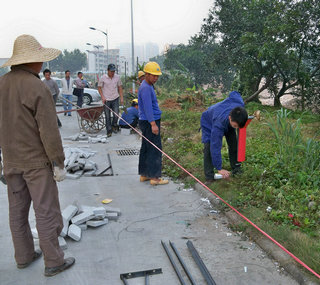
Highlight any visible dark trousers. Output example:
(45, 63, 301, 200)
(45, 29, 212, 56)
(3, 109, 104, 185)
(120, 118, 138, 129)
(76, 89, 84, 108)
(104, 98, 119, 133)
(4, 166, 64, 268)
(138, 119, 162, 178)
(52, 94, 62, 127)
(204, 127, 240, 180)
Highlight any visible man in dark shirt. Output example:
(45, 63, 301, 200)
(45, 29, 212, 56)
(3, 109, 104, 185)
(42, 69, 62, 127)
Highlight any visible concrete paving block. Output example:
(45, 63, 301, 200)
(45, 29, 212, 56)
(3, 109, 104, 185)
(86, 218, 108, 227)
(71, 211, 95, 225)
(33, 239, 39, 247)
(77, 158, 86, 166)
(83, 170, 97, 177)
(60, 217, 69, 237)
(73, 170, 84, 177)
(105, 212, 119, 221)
(92, 214, 106, 220)
(78, 224, 87, 231)
(93, 207, 106, 216)
(68, 224, 82, 241)
(62, 205, 78, 221)
(58, 236, 68, 250)
(66, 173, 81, 180)
(84, 162, 96, 171)
(31, 228, 38, 239)
(104, 206, 121, 215)
(78, 205, 96, 213)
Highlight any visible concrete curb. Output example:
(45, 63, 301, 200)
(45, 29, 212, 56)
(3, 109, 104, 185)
(194, 182, 319, 285)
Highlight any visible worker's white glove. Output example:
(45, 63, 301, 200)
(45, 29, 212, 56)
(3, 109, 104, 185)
(53, 166, 67, 182)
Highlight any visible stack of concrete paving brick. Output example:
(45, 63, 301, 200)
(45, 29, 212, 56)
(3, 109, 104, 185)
(64, 147, 98, 179)
(32, 205, 120, 249)
(57, 204, 121, 246)
(64, 132, 109, 144)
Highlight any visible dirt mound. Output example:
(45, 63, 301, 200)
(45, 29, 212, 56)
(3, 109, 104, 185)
(160, 98, 182, 110)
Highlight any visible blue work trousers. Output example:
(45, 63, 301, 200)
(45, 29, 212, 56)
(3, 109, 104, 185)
(62, 94, 72, 115)
(138, 119, 162, 178)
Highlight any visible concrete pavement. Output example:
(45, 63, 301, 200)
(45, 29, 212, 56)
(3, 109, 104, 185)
(0, 105, 297, 285)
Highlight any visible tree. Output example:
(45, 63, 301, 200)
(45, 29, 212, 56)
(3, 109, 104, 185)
(49, 49, 87, 72)
(198, 0, 320, 106)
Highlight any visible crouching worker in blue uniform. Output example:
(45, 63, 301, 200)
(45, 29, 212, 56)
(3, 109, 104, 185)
(119, 99, 139, 132)
(201, 91, 248, 183)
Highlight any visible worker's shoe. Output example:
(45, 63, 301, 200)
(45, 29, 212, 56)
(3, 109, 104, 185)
(17, 249, 42, 269)
(112, 126, 119, 134)
(140, 176, 150, 182)
(107, 131, 112, 137)
(204, 179, 215, 186)
(150, 178, 169, 185)
(44, 257, 75, 277)
(232, 167, 242, 176)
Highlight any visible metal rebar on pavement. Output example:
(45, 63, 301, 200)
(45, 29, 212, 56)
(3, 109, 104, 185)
(169, 241, 197, 285)
(186, 240, 216, 285)
(161, 240, 187, 285)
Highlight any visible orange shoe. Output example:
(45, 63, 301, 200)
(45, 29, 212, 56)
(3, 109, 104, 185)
(150, 178, 169, 185)
(140, 176, 150, 182)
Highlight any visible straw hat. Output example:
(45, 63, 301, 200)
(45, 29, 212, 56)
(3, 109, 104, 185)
(1, 34, 61, 68)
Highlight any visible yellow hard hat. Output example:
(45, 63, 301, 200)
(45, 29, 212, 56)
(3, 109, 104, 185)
(138, 71, 145, 78)
(143, 62, 162, 76)
(132, 99, 138, 104)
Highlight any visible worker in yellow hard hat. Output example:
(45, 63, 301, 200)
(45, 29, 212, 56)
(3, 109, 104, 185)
(138, 62, 169, 185)
(136, 71, 145, 86)
(119, 99, 139, 130)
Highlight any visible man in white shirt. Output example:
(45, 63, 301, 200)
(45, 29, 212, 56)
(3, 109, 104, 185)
(61, 70, 74, 116)
(98, 64, 123, 137)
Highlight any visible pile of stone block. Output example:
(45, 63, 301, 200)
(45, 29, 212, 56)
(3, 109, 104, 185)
(64, 132, 109, 144)
(31, 205, 120, 250)
(64, 147, 98, 179)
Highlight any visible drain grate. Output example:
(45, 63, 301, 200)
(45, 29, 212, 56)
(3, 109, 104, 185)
(116, 149, 140, 156)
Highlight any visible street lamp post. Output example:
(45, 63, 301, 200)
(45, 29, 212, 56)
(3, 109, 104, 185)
(131, 0, 135, 93)
(89, 27, 109, 66)
(87, 43, 101, 75)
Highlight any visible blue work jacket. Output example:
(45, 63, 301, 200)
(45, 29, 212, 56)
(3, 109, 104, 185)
(200, 91, 244, 170)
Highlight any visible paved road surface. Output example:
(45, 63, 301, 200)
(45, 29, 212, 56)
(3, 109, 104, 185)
(0, 106, 297, 284)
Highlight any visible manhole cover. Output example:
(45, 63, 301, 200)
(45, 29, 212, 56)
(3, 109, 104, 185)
(116, 149, 140, 156)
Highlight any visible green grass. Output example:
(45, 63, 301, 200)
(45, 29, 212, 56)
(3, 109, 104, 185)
(159, 97, 320, 275)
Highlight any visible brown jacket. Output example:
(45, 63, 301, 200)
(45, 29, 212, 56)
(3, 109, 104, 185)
(0, 65, 65, 169)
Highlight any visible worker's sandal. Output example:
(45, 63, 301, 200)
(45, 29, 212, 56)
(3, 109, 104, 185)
(140, 176, 150, 182)
(150, 178, 169, 185)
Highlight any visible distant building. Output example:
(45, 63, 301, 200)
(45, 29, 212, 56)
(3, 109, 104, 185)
(145, 42, 159, 61)
(87, 46, 120, 74)
(164, 43, 179, 54)
(119, 42, 159, 74)
(119, 56, 129, 75)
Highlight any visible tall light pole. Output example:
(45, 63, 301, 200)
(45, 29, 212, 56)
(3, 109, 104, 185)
(87, 43, 101, 74)
(131, 0, 135, 93)
(89, 27, 109, 66)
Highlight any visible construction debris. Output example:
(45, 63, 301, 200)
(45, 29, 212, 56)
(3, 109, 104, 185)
(58, 204, 120, 246)
(64, 132, 109, 144)
(64, 147, 98, 179)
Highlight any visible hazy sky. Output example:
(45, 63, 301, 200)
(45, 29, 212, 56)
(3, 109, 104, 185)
(0, 0, 213, 58)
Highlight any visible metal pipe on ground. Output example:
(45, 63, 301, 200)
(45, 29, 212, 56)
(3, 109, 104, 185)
(161, 241, 187, 285)
(186, 240, 216, 285)
(169, 241, 197, 285)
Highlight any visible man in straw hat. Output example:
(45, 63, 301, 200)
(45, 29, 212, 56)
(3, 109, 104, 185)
(0, 34, 75, 276)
